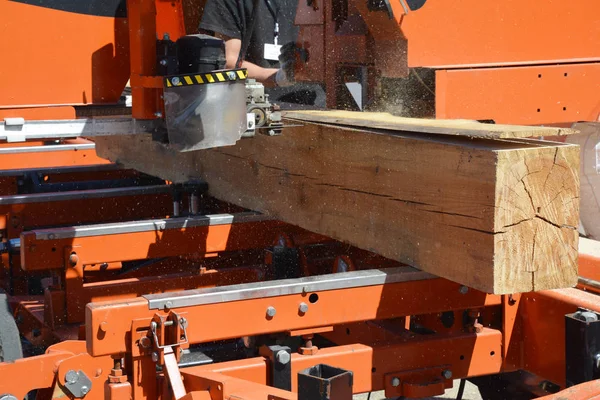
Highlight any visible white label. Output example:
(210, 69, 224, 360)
(264, 43, 282, 61)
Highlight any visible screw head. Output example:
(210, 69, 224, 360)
(171, 77, 181, 86)
(80, 386, 90, 396)
(65, 370, 79, 384)
(151, 352, 159, 362)
(69, 253, 79, 267)
(139, 336, 151, 349)
(391, 377, 400, 387)
(298, 302, 309, 314)
(276, 350, 291, 365)
(227, 71, 237, 80)
(266, 306, 276, 318)
(459, 286, 469, 295)
(442, 369, 453, 379)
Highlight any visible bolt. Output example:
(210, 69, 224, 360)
(69, 253, 79, 267)
(276, 350, 291, 365)
(159, 59, 168, 66)
(459, 285, 469, 295)
(227, 71, 237, 80)
(99, 321, 108, 332)
(391, 377, 400, 387)
(171, 77, 181, 86)
(154, 112, 163, 118)
(139, 336, 151, 349)
(266, 306, 277, 318)
(442, 370, 453, 379)
(163, 33, 170, 41)
(298, 302, 309, 314)
(164, 301, 173, 310)
(65, 370, 79, 384)
(179, 317, 188, 329)
(80, 386, 89, 396)
(0, 395, 18, 400)
(151, 352, 159, 363)
(47, 233, 55, 240)
(336, 258, 349, 272)
(575, 311, 599, 323)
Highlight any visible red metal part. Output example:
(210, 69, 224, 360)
(0, 2, 129, 109)
(436, 63, 600, 125)
(400, 0, 600, 69)
(0, 141, 110, 171)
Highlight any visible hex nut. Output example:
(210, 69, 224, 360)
(65, 370, 79, 384)
(442, 369, 453, 379)
(276, 350, 291, 365)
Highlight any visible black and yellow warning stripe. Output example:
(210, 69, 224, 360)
(165, 69, 248, 87)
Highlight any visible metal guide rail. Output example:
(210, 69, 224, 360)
(0, 117, 156, 142)
(144, 266, 436, 310)
(0, 184, 171, 205)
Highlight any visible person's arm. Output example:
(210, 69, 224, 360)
(216, 33, 279, 87)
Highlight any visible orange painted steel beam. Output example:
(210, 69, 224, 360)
(0, 2, 129, 108)
(64, 266, 268, 324)
(436, 63, 600, 125)
(0, 189, 173, 239)
(0, 144, 109, 171)
(400, 0, 600, 68)
(20, 217, 293, 271)
(86, 273, 501, 356)
(181, 329, 501, 396)
(520, 288, 600, 387)
(538, 379, 600, 400)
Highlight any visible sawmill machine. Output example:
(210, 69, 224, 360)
(0, 0, 600, 399)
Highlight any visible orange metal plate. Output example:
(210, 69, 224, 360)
(401, 0, 600, 68)
(0, 2, 129, 107)
(86, 279, 500, 356)
(183, 329, 501, 394)
(436, 63, 600, 125)
(521, 288, 600, 387)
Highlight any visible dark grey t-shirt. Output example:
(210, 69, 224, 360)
(199, 0, 325, 108)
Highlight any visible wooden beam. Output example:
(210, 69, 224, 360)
(283, 110, 578, 139)
(94, 121, 579, 294)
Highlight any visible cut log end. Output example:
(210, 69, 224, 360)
(493, 145, 580, 293)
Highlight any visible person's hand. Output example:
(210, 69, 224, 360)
(275, 42, 308, 87)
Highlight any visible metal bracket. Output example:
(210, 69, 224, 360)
(63, 369, 92, 398)
(298, 364, 353, 400)
(259, 345, 292, 390)
(566, 308, 600, 386)
(150, 311, 189, 400)
(384, 365, 453, 398)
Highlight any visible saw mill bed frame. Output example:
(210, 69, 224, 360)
(95, 111, 580, 294)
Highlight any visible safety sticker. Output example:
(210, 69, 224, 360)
(165, 69, 248, 87)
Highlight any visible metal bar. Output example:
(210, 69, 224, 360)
(145, 267, 436, 310)
(0, 143, 95, 154)
(31, 212, 267, 240)
(182, 329, 503, 394)
(0, 184, 170, 205)
(578, 277, 600, 292)
(89, 276, 499, 356)
(0, 164, 122, 177)
(0, 118, 157, 142)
